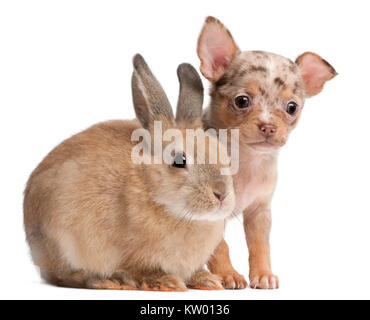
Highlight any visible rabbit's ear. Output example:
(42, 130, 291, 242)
(132, 54, 175, 130)
(176, 63, 204, 128)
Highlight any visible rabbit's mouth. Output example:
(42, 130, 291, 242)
(197, 210, 233, 222)
(184, 204, 235, 222)
(160, 201, 234, 222)
(153, 185, 235, 222)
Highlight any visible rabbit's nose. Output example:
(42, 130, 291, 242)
(211, 180, 227, 202)
(213, 192, 226, 202)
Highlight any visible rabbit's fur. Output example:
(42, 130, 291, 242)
(24, 55, 235, 291)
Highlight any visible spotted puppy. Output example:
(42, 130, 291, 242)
(197, 17, 337, 289)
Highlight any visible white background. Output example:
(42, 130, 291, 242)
(1, 0, 369, 300)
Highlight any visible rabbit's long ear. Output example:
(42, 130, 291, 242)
(132, 54, 175, 130)
(176, 63, 204, 128)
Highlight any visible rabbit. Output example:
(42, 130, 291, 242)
(23, 54, 236, 291)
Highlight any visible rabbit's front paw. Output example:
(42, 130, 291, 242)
(87, 279, 137, 290)
(141, 274, 187, 292)
(187, 270, 224, 290)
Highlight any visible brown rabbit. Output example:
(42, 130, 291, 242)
(23, 54, 235, 291)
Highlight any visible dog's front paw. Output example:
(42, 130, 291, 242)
(218, 272, 247, 290)
(250, 273, 279, 289)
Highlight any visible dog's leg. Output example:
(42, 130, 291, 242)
(244, 201, 279, 289)
(207, 239, 247, 289)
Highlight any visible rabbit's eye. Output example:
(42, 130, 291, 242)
(173, 153, 186, 168)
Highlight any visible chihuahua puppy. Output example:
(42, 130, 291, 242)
(197, 17, 337, 289)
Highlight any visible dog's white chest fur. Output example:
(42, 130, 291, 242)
(232, 150, 278, 215)
(233, 174, 266, 214)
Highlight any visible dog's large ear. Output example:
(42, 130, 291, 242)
(176, 63, 204, 128)
(132, 54, 175, 130)
(197, 16, 240, 82)
(295, 52, 337, 97)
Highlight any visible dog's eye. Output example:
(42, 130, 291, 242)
(172, 153, 186, 168)
(286, 102, 298, 115)
(234, 95, 251, 109)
